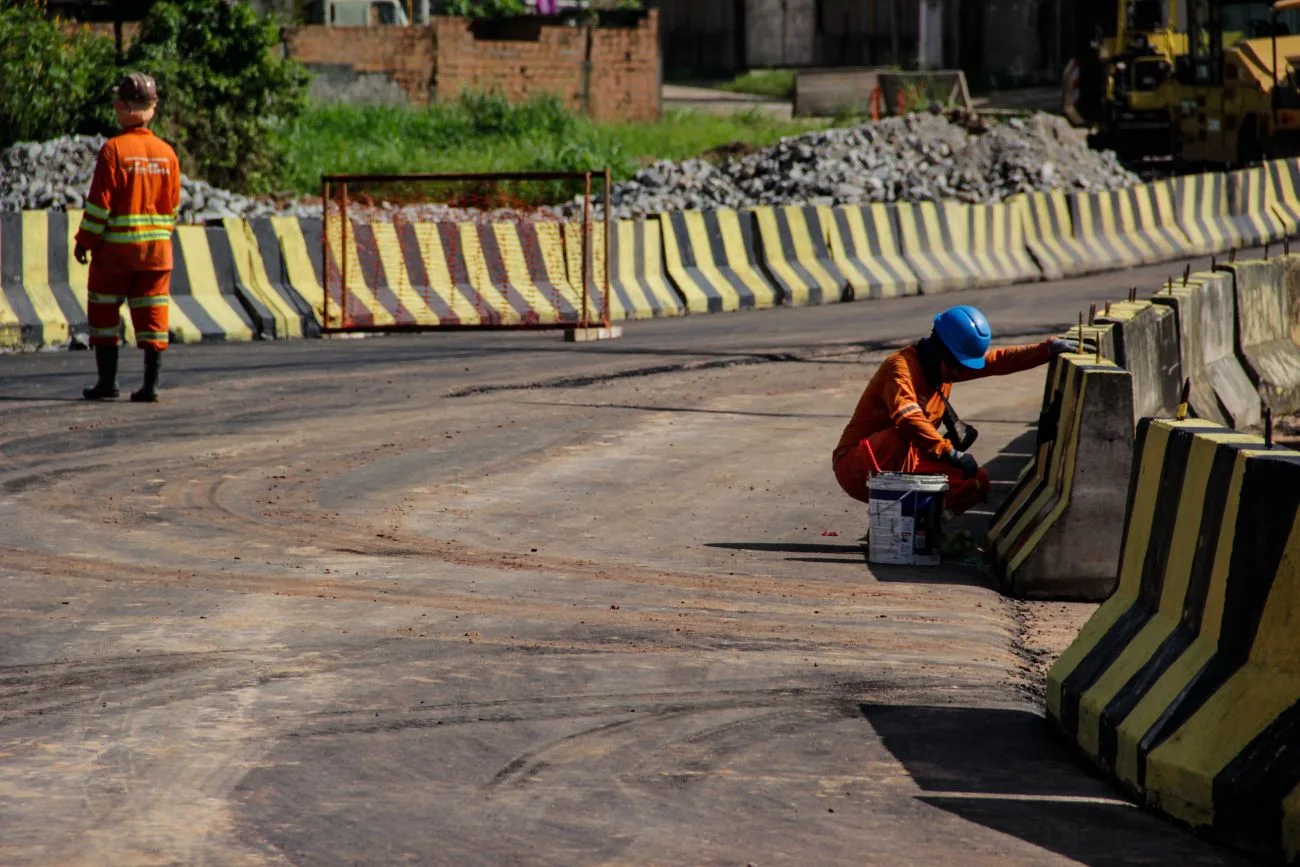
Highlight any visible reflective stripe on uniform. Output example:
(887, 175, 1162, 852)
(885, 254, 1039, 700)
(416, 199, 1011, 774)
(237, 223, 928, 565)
(89, 292, 123, 304)
(108, 214, 176, 227)
(891, 401, 923, 422)
(135, 330, 168, 341)
(90, 325, 119, 337)
(84, 202, 110, 220)
(104, 230, 173, 243)
(80, 217, 106, 235)
(128, 295, 169, 308)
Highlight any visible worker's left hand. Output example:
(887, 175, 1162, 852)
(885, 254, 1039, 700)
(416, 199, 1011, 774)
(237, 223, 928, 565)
(1048, 337, 1077, 357)
(74, 243, 88, 265)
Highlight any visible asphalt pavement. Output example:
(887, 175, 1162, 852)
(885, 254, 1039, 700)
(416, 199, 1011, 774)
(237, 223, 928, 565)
(0, 254, 1256, 865)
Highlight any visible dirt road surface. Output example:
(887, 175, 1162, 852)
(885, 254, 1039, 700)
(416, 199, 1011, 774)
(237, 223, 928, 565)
(0, 258, 1254, 865)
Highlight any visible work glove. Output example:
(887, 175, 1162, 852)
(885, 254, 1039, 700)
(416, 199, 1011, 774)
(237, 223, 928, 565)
(74, 242, 89, 266)
(944, 448, 980, 480)
(1048, 337, 1076, 357)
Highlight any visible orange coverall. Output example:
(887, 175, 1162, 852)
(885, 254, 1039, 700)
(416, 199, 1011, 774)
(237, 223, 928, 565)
(75, 127, 181, 351)
(833, 341, 1052, 515)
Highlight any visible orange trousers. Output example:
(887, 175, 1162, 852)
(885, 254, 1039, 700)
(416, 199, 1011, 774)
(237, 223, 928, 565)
(834, 428, 990, 516)
(87, 259, 170, 351)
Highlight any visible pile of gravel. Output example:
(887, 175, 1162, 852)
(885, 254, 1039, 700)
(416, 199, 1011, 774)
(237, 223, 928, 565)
(595, 112, 1141, 219)
(3, 112, 1139, 225)
(0, 135, 318, 223)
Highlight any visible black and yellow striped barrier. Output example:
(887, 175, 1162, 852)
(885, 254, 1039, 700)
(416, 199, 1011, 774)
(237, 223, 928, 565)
(751, 204, 850, 306)
(1014, 190, 1095, 280)
(826, 203, 920, 299)
(1174, 170, 1284, 256)
(564, 220, 683, 320)
(0, 209, 257, 349)
(1047, 418, 1300, 863)
(1266, 157, 1300, 235)
(659, 209, 779, 313)
(1070, 180, 1190, 268)
(892, 200, 1037, 294)
(226, 218, 319, 339)
(987, 348, 1133, 599)
(323, 218, 589, 327)
(1151, 272, 1262, 429)
(892, 201, 982, 293)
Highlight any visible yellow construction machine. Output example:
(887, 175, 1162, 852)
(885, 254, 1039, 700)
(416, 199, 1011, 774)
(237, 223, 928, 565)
(1069, 0, 1300, 164)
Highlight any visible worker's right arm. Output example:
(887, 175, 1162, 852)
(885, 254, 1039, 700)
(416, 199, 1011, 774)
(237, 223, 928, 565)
(75, 144, 116, 258)
(879, 358, 951, 459)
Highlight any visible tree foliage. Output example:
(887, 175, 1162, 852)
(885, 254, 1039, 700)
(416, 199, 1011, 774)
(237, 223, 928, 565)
(125, 0, 308, 192)
(0, 2, 120, 148)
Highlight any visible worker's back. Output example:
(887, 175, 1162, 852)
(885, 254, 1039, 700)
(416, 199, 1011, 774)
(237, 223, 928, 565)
(82, 127, 180, 272)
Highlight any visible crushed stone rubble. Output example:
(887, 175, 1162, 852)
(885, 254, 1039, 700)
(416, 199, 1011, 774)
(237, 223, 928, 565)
(590, 112, 1140, 219)
(1, 113, 1139, 225)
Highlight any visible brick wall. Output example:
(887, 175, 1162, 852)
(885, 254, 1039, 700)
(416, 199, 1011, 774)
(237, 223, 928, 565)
(282, 13, 660, 121)
(284, 24, 437, 104)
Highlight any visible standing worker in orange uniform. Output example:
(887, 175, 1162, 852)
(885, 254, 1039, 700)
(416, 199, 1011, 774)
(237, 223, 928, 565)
(75, 72, 180, 403)
(833, 306, 1071, 515)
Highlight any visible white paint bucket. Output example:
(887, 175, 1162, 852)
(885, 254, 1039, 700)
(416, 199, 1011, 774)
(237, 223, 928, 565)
(866, 473, 949, 566)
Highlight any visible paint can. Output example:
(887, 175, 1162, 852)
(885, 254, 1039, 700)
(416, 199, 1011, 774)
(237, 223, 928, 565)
(866, 473, 949, 566)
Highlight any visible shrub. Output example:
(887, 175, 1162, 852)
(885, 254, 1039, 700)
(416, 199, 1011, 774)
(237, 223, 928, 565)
(0, 3, 120, 148)
(125, 0, 308, 192)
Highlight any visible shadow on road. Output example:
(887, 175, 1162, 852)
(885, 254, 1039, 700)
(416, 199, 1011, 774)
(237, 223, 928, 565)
(860, 703, 1248, 866)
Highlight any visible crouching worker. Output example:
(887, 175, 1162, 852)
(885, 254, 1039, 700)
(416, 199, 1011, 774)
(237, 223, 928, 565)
(833, 305, 1071, 515)
(76, 72, 180, 402)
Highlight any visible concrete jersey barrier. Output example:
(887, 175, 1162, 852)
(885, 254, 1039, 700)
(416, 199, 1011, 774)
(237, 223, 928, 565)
(659, 209, 779, 313)
(563, 219, 684, 321)
(987, 351, 1135, 599)
(1069, 180, 1190, 268)
(1014, 190, 1095, 280)
(1096, 300, 1182, 422)
(826, 203, 920, 300)
(1226, 258, 1300, 415)
(1152, 271, 1261, 429)
(751, 204, 851, 306)
(1047, 418, 1300, 864)
(0, 210, 260, 349)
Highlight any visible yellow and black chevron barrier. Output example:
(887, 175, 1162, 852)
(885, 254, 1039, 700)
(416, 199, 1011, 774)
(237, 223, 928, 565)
(892, 200, 981, 293)
(892, 200, 1036, 294)
(1047, 418, 1300, 863)
(0, 210, 257, 349)
(267, 215, 333, 329)
(228, 218, 319, 338)
(563, 219, 683, 320)
(1014, 190, 1094, 280)
(966, 200, 1039, 285)
(659, 209, 779, 313)
(751, 204, 850, 306)
(987, 347, 1133, 599)
(1174, 170, 1283, 256)
(1266, 157, 1300, 235)
(323, 218, 587, 328)
(826, 203, 920, 299)
(1070, 180, 1190, 267)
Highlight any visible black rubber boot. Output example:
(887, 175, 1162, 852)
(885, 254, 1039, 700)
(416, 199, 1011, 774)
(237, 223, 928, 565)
(82, 345, 120, 400)
(130, 348, 161, 403)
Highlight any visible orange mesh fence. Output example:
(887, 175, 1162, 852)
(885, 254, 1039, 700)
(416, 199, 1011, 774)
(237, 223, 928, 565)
(321, 171, 612, 331)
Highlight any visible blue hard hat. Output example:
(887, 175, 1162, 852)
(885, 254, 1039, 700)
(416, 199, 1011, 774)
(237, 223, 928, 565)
(933, 305, 991, 370)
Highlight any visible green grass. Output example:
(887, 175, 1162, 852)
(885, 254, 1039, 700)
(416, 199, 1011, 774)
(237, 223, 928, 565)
(270, 92, 825, 197)
(716, 69, 797, 100)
